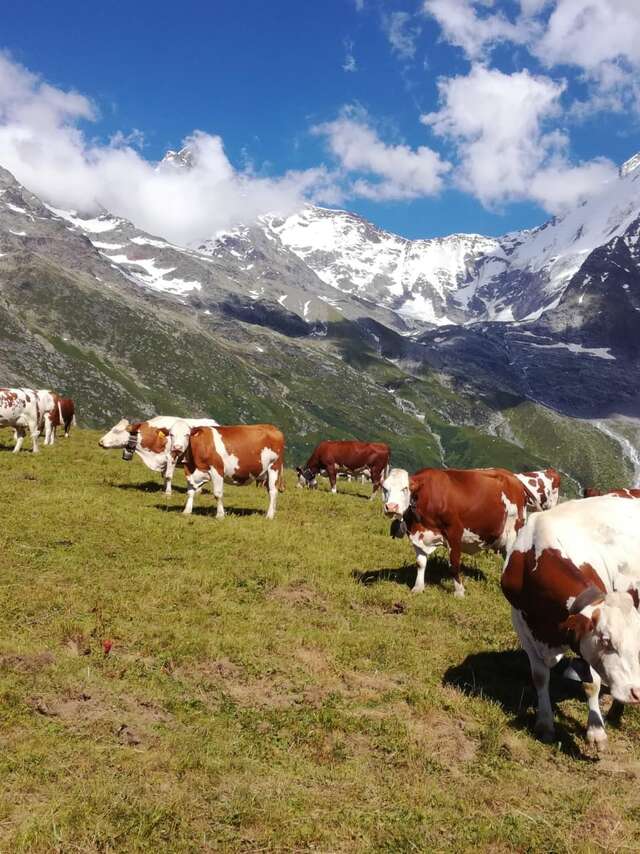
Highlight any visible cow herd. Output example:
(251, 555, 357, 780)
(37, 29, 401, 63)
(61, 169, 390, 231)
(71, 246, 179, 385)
(3, 394, 640, 750)
(0, 387, 75, 452)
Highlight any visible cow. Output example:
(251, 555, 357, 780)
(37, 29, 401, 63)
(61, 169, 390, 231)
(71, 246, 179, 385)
(515, 468, 561, 511)
(98, 416, 218, 494)
(0, 388, 41, 452)
(34, 389, 63, 446)
(583, 487, 640, 498)
(296, 440, 390, 498)
(382, 467, 530, 597)
(501, 496, 640, 747)
(45, 396, 76, 443)
(183, 424, 285, 519)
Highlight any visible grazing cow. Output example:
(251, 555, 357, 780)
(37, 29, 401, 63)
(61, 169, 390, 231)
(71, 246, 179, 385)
(296, 440, 390, 497)
(382, 467, 530, 597)
(0, 388, 41, 452)
(583, 486, 640, 499)
(98, 416, 218, 494)
(502, 496, 640, 747)
(183, 424, 285, 519)
(515, 468, 561, 511)
(45, 396, 76, 442)
(35, 389, 63, 446)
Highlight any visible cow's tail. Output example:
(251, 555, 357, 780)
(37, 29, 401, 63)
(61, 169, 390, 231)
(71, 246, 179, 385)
(276, 446, 285, 492)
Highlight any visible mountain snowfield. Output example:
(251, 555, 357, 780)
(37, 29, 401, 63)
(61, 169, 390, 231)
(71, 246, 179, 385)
(1, 147, 640, 486)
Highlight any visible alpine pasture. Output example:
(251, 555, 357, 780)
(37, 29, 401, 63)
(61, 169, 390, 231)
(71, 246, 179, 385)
(2, 429, 640, 852)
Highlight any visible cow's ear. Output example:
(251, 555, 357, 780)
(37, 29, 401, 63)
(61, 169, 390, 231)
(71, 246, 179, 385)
(560, 613, 594, 640)
(295, 467, 302, 475)
(628, 587, 640, 609)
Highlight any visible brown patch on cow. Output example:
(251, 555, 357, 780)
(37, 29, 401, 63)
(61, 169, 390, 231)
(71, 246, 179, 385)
(503, 547, 607, 647)
(0, 651, 55, 672)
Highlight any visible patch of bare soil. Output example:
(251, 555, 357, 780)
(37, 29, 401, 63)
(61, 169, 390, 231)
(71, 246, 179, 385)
(408, 711, 478, 763)
(267, 581, 328, 611)
(0, 651, 54, 672)
(27, 688, 172, 746)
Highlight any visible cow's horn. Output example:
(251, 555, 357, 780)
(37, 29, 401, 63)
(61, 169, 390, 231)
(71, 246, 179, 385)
(568, 585, 606, 615)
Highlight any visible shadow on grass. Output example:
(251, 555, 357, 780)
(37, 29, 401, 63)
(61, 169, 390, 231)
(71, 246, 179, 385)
(354, 553, 487, 589)
(153, 503, 264, 517)
(444, 649, 599, 760)
(115, 480, 187, 494)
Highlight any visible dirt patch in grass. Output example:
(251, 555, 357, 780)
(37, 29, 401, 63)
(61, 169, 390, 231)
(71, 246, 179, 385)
(268, 581, 328, 610)
(0, 651, 55, 672)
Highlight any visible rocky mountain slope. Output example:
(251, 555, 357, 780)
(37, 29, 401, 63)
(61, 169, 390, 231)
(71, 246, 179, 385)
(0, 156, 638, 490)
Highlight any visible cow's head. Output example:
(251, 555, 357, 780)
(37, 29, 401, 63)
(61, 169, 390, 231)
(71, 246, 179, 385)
(98, 418, 131, 449)
(562, 589, 640, 705)
(382, 468, 411, 518)
(296, 466, 318, 489)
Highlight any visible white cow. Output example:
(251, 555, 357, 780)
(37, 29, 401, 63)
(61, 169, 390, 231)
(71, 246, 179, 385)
(502, 496, 640, 747)
(0, 388, 41, 452)
(98, 416, 218, 494)
(36, 390, 60, 446)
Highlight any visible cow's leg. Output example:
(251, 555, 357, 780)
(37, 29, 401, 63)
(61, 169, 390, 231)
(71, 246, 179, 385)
(446, 527, 465, 597)
(265, 465, 278, 520)
(584, 668, 607, 749)
(44, 417, 53, 446)
(411, 544, 436, 593)
(30, 423, 39, 454)
(163, 458, 175, 496)
(369, 467, 382, 500)
(183, 468, 209, 515)
(13, 427, 25, 453)
(210, 467, 225, 519)
(513, 609, 555, 741)
(327, 464, 338, 494)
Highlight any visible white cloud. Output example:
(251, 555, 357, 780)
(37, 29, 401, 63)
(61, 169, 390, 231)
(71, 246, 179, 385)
(342, 40, 357, 73)
(0, 53, 341, 245)
(423, 65, 617, 213)
(314, 110, 450, 200)
(534, 0, 640, 73)
(424, 0, 640, 115)
(382, 12, 421, 60)
(422, 0, 533, 60)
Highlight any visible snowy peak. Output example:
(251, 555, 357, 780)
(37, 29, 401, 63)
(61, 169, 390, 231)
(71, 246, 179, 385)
(159, 147, 195, 171)
(620, 151, 640, 178)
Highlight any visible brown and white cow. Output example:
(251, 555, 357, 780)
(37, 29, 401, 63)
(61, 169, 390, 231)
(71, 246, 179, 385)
(583, 487, 640, 499)
(45, 396, 76, 443)
(99, 416, 218, 494)
(296, 440, 390, 497)
(383, 467, 530, 597)
(502, 496, 640, 747)
(515, 468, 561, 511)
(0, 388, 41, 452)
(183, 424, 285, 519)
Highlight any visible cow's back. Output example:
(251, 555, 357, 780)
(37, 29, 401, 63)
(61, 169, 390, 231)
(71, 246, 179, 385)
(312, 440, 388, 468)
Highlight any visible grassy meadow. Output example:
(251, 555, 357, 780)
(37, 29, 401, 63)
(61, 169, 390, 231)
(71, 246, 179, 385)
(2, 429, 640, 852)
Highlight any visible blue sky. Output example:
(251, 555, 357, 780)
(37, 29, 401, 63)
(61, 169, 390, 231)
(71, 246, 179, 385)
(1, 0, 639, 241)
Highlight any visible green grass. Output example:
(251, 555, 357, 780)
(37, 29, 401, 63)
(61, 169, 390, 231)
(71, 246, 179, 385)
(2, 429, 640, 852)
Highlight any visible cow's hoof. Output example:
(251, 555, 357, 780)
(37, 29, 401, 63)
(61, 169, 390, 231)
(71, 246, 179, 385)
(182, 509, 192, 516)
(587, 726, 608, 750)
(453, 586, 465, 599)
(534, 721, 555, 743)
(411, 585, 425, 594)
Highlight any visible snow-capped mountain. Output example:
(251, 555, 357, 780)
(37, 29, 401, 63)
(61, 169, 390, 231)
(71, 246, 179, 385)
(195, 151, 640, 332)
(1, 155, 639, 485)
